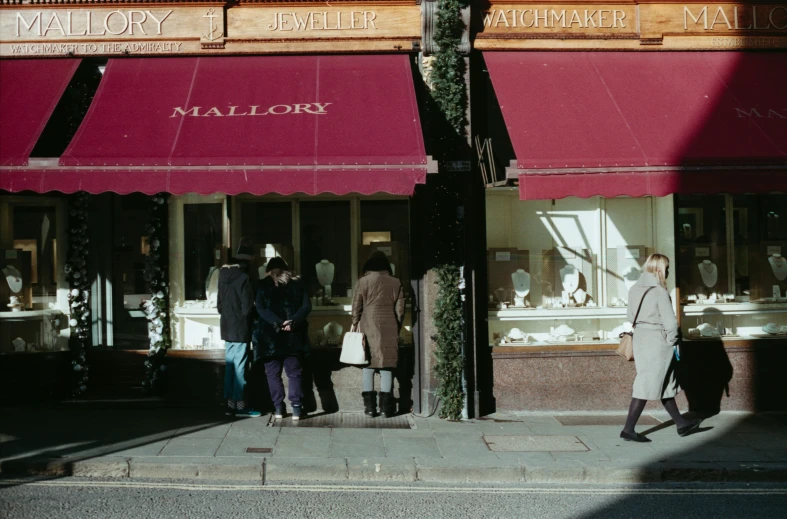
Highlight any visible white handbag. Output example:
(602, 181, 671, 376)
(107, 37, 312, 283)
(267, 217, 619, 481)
(340, 324, 368, 365)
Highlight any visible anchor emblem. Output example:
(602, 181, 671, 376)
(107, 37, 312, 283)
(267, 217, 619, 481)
(202, 9, 224, 42)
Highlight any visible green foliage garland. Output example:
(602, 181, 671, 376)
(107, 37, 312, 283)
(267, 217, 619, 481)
(66, 192, 90, 396)
(430, 0, 468, 135)
(142, 193, 171, 395)
(429, 0, 468, 420)
(433, 264, 464, 420)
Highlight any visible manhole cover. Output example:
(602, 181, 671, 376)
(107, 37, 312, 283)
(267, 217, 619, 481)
(271, 412, 413, 429)
(484, 435, 590, 452)
(555, 415, 661, 426)
(245, 447, 272, 453)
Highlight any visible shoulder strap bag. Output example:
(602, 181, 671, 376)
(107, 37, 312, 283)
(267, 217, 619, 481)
(616, 287, 654, 361)
(340, 323, 369, 365)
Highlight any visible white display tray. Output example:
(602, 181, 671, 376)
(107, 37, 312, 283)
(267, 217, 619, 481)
(489, 307, 627, 321)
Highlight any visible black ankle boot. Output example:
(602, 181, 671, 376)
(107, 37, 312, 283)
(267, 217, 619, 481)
(362, 391, 377, 417)
(379, 392, 396, 418)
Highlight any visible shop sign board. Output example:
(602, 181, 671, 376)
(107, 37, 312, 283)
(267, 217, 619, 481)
(0, 3, 422, 57)
(477, 2, 787, 50)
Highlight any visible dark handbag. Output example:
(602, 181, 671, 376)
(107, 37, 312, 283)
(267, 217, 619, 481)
(617, 286, 654, 361)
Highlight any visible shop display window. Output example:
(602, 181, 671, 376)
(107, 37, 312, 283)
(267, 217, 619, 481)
(678, 194, 787, 340)
(485, 192, 660, 347)
(1, 196, 68, 353)
(183, 203, 223, 301)
(300, 201, 352, 300)
(360, 200, 410, 289)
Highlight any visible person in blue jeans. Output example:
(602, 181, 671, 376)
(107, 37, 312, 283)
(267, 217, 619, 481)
(255, 257, 311, 420)
(217, 252, 261, 418)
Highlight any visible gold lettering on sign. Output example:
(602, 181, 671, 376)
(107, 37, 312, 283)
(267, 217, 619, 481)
(483, 9, 627, 29)
(684, 5, 787, 31)
(170, 103, 332, 118)
(267, 11, 378, 31)
(14, 9, 173, 37)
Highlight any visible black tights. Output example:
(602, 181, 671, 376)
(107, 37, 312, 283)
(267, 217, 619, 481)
(623, 397, 690, 433)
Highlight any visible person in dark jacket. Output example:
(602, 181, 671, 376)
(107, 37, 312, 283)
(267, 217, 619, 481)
(217, 257, 260, 418)
(255, 257, 311, 420)
(352, 251, 405, 418)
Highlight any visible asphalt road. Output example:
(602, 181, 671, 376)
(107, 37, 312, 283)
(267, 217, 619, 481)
(1, 477, 786, 519)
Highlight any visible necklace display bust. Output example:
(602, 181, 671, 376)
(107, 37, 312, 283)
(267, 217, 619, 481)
(323, 321, 343, 344)
(2, 266, 23, 294)
(768, 254, 787, 281)
(559, 264, 579, 294)
(511, 269, 530, 307)
(315, 260, 335, 286)
(697, 260, 718, 288)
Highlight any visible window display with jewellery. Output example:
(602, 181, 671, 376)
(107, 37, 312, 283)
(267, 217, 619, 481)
(677, 193, 787, 340)
(485, 193, 659, 348)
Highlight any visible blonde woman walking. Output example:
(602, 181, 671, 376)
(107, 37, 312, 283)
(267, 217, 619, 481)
(621, 253, 701, 442)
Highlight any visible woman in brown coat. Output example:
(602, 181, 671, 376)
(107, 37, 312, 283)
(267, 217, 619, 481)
(352, 251, 405, 417)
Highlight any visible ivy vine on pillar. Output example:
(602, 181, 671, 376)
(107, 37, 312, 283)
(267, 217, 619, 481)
(428, 0, 469, 420)
(142, 193, 171, 395)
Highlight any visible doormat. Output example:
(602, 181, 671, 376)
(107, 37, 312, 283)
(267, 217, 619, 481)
(555, 415, 661, 426)
(484, 435, 590, 452)
(271, 412, 414, 430)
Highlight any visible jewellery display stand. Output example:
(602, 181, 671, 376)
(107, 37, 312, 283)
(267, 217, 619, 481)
(1, 249, 32, 310)
(542, 247, 594, 306)
(487, 248, 530, 308)
(749, 243, 787, 301)
(678, 244, 729, 298)
(316, 259, 335, 300)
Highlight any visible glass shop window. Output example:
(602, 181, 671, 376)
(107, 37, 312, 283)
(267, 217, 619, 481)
(678, 194, 787, 340)
(240, 202, 294, 283)
(676, 195, 729, 300)
(485, 193, 657, 347)
(359, 200, 410, 288)
(299, 201, 351, 300)
(11, 206, 58, 299)
(183, 203, 223, 301)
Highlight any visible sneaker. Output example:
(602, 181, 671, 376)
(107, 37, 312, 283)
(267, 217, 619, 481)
(235, 408, 262, 418)
(274, 405, 285, 419)
(291, 405, 304, 421)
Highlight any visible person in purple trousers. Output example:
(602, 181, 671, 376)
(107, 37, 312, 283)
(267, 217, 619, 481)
(254, 257, 311, 420)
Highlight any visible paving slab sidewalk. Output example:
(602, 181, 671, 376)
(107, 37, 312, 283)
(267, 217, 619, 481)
(1, 405, 786, 484)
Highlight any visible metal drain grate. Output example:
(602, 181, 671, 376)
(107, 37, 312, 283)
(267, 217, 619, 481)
(484, 435, 590, 452)
(555, 415, 661, 426)
(245, 447, 273, 453)
(271, 412, 413, 429)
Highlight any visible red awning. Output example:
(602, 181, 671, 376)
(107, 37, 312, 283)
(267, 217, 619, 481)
(484, 52, 787, 200)
(0, 59, 80, 166)
(0, 55, 428, 195)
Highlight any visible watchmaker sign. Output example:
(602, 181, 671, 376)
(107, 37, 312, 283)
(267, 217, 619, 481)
(476, 2, 787, 50)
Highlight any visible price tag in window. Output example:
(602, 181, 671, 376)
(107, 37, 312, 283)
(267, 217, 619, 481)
(625, 248, 640, 259)
(495, 252, 511, 261)
(767, 246, 782, 256)
(695, 247, 710, 257)
(5, 250, 17, 259)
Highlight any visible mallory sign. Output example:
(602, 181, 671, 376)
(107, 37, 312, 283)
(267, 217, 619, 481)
(0, 3, 421, 57)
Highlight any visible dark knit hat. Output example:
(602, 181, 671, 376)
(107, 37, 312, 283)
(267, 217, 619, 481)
(235, 237, 254, 261)
(265, 257, 289, 272)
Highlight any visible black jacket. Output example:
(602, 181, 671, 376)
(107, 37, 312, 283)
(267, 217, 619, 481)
(217, 265, 255, 343)
(254, 276, 311, 359)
